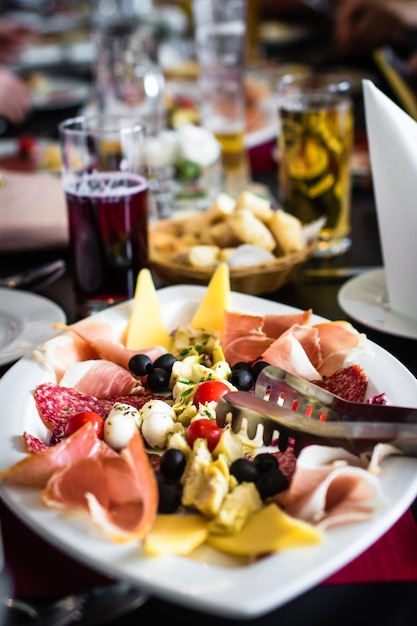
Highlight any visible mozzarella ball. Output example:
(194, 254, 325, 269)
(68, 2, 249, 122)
(109, 402, 142, 427)
(103, 403, 141, 450)
(140, 401, 176, 449)
(104, 413, 139, 450)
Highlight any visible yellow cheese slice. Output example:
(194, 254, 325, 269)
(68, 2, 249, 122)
(190, 263, 230, 333)
(206, 504, 323, 556)
(144, 514, 208, 556)
(125, 269, 171, 350)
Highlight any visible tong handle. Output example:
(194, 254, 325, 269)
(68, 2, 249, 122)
(255, 366, 417, 424)
(216, 391, 417, 456)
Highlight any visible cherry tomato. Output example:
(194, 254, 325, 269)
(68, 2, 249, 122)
(192, 380, 230, 407)
(64, 411, 104, 439)
(185, 418, 222, 452)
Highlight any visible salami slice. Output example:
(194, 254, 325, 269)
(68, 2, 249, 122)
(34, 383, 113, 431)
(33, 383, 162, 447)
(313, 364, 368, 403)
(23, 432, 49, 454)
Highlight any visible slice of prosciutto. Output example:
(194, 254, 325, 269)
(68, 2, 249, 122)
(33, 319, 167, 384)
(314, 321, 368, 377)
(261, 324, 322, 380)
(42, 430, 159, 542)
(272, 445, 387, 530)
(59, 360, 145, 398)
(0, 423, 114, 488)
(222, 309, 313, 367)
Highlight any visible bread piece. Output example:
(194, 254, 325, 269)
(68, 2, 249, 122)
(268, 209, 305, 255)
(209, 220, 241, 248)
(173, 245, 220, 267)
(234, 191, 273, 223)
(204, 193, 236, 224)
(229, 209, 276, 251)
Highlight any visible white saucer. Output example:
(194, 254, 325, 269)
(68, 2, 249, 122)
(0, 288, 66, 366)
(338, 267, 417, 339)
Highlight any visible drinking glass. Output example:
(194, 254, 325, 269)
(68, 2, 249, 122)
(59, 114, 149, 318)
(277, 73, 354, 257)
(192, 0, 250, 196)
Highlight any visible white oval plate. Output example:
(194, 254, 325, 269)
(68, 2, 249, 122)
(338, 268, 417, 339)
(1, 285, 417, 618)
(0, 288, 66, 366)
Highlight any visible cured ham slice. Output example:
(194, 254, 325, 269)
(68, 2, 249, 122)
(33, 333, 99, 384)
(272, 445, 386, 529)
(59, 360, 145, 398)
(314, 321, 368, 377)
(224, 335, 275, 368)
(223, 311, 265, 345)
(262, 310, 312, 339)
(222, 310, 313, 367)
(56, 323, 168, 371)
(0, 423, 113, 488)
(42, 431, 159, 542)
(33, 319, 167, 384)
(261, 324, 322, 380)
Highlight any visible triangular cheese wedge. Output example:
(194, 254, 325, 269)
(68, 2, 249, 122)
(144, 514, 208, 556)
(207, 504, 323, 556)
(190, 263, 230, 334)
(125, 269, 171, 350)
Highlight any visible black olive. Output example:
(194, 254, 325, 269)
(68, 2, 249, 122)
(254, 452, 279, 474)
(128, 353, 152, 376)
(230, 458, 261, 484)
(231, 361, 251, 372)
(251, 360, 269, 382)
(160, 448, 186, 481)
(147, 367, 170, 392)
(256, 468, 289, 500)
(154, 470, 165, 486)
(158, 482, 182, 514)
(229, 368, 253, 391)
(153, 353, 177, 374)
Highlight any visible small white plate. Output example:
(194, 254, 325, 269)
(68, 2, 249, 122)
(338, 268, 417, 339)
(0, 288, 66, 366)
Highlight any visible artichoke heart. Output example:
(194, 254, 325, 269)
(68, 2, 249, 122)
(182, 440, 230, 518)
(209, 482, 263, 535)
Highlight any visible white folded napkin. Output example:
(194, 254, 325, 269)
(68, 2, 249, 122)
(0, 170, 68, 251)
(363, 79, 417, 322)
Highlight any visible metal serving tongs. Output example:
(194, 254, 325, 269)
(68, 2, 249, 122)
(216, 366, 417, 456)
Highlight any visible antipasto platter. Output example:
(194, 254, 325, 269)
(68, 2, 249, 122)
(1, 284, 417, 618)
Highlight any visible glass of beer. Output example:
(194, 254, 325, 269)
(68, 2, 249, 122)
(277, 73, 354, 257)
(59, 114, 149, 318)
(192, 0, 250, 196)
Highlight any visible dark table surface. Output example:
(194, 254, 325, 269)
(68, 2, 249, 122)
(2, 26, 417, 626)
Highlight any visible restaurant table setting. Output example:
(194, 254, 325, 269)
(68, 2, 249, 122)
(2, 3, 417, 625)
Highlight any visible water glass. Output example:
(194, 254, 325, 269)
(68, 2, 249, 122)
(277, 73, 354, 257)
(59, 114, 149, 318)
(192, 0, 250, 195)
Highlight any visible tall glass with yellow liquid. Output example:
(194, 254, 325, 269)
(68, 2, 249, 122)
(277, 74, 354, 257)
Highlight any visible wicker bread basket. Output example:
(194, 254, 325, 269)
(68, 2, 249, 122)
(149, 216, 318, 296)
